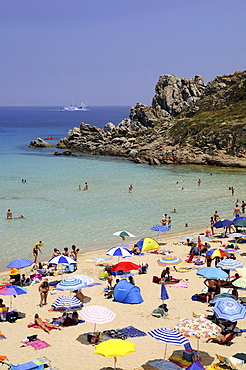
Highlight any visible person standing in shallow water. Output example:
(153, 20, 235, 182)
(128, 184, 133, 193)
(7, 209, 12, 219)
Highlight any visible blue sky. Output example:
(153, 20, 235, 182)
(0, 0, 245, 106)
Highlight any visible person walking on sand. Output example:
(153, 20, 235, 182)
(38, 278, 49, 307)
(34, 314, 61, 333)
(7, 209, 12, 219)
(33, 243, 42, 264)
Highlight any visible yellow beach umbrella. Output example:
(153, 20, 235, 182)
(94, 339, 136, 369)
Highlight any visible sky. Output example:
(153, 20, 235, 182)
(0, 0, 245, 106)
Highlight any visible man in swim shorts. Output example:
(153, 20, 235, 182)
(204, 278, 217, 303)
(233, 204, 241, 218)
(7, 209, 12, 219)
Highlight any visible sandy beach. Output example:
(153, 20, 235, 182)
(0, 230, 246, 370)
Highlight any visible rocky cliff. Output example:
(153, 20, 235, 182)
(50, 71, 246, 167)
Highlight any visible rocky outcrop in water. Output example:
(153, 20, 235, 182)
(46, 71, 246, 167)
(29, 138, 54, 148)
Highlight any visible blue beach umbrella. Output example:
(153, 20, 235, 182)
(213, 299, 246, 322)
(0, 285, 28, 310)
(151, 225, 170, 242)
(7, 258, 34, 269)
(211, 293, 239, 304)
(196, 267, 228, 280)
(148, 328, 189, 360)
(213, 219, 232, 228)
(52, 295, 83, 310)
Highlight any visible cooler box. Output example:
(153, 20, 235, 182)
(183, 349, 195, 362)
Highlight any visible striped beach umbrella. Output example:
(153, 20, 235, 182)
(51, 295, 83, 310)
(56, 276, 93, 291)
(217, 259, 244, 271)
(48, 255, 77, 265)
(148, 328, 189, 360)
(157, 256, 183, 267)
(106, 246, 132, 261)
(213, 299, 246, 322)
(206, 249, 229, 258)
(79, 305, 115, 331)
(211, 293, 239, 303)
(113, 231, 135, 245)
(233, 276, 246, 289)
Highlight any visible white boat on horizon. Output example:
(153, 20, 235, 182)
(63, 100, 89, 111)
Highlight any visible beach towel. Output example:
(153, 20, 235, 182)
(117, 326, 146, 337)
(102, 329, 127, 340)
(169, 355, 192, 368)
(23, 339, 51, 350)
(165, 279, 189, 288)
(146, 359, 182, 370)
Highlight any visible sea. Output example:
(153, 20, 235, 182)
(0, 106, 246, 272)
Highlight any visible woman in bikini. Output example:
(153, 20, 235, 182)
(38, 278, 49, 307)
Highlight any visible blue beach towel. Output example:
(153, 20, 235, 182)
(117, 325, 146, 337)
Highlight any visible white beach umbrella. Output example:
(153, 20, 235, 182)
(79, 305, 115, 332)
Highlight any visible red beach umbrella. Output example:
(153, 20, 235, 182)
(110, 261, 139, 272)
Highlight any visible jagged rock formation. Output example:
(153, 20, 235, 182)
(32, 71, 246, 167)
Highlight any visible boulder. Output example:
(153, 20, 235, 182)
(29, 138, 53, 148)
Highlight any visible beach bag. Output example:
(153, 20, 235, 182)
(27, 334, 38, 342)
(152, 307, 166, 318)
(191, 294, 198, 301)
(152, 276, 160, 284)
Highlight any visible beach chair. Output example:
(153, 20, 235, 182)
(216, 354, 245, 369)
(185, 253, 195, 263)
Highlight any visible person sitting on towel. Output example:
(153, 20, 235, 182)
(34, 313, 61, 333)
(161, 267, 172, 281)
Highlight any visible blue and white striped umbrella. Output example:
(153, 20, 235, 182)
(148, 328, 189, 346)
(106, 246, 132, 258)
(48, 255, 77, 265)
(213, 298, 246, 322)
(52, 295, 83, 310)
(56, 276, 93, 291)
(217, 259, 244, 271)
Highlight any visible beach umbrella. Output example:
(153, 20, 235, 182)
(151, 225, 170, 241)
(48, 255, 77, 265)
(233, 218, 246, 228)
(213, 219, 232, 228)
(224, 249, 239, 254)
(7, 258, 34, 269)
(106, 246, 132, 261)
(157, 256, 183, 267)
(211, 293, 239, 304)
(213, 299, 246, 322)
(175, 317, 221, 351)
(217, 259, 244, 271)
(0, 285, 28, 310)
(233, 276, 246, 289)
(148, 328, 189, 360)
(79, 305, 115, 332)
(56, 276, 93, 291)
(190, 235, 211, 243)
(196, 266, 228, 280)
(136, 237, 160, 252)
(206, 249, 229, 258)
(110, 261, 139, 272)
(94, 339, 135, 369)
(161, 282, 169, 302)
(113, 231, 135, 244)
(51, 295, 83, 310)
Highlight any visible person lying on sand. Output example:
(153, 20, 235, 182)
(74, 289, 86, 303)
(34, 313, 61, 333)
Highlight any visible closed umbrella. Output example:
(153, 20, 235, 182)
(148, 328, 189, 360)
(51, 295, 83, 310)
(161, 282, 169, 302)
(196, 267, 228, 280)
(0, 285, 28, 310)
(94, 339, 135, 369)
(213, 299, 246, 322)
(79, 305, 115, 332)
(106, 246, 132, 261)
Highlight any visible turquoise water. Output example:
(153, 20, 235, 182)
(0, 107, 246, 271)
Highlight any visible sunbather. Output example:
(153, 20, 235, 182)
(74, 289, 86, 303)
(34, 313, 61, 333)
